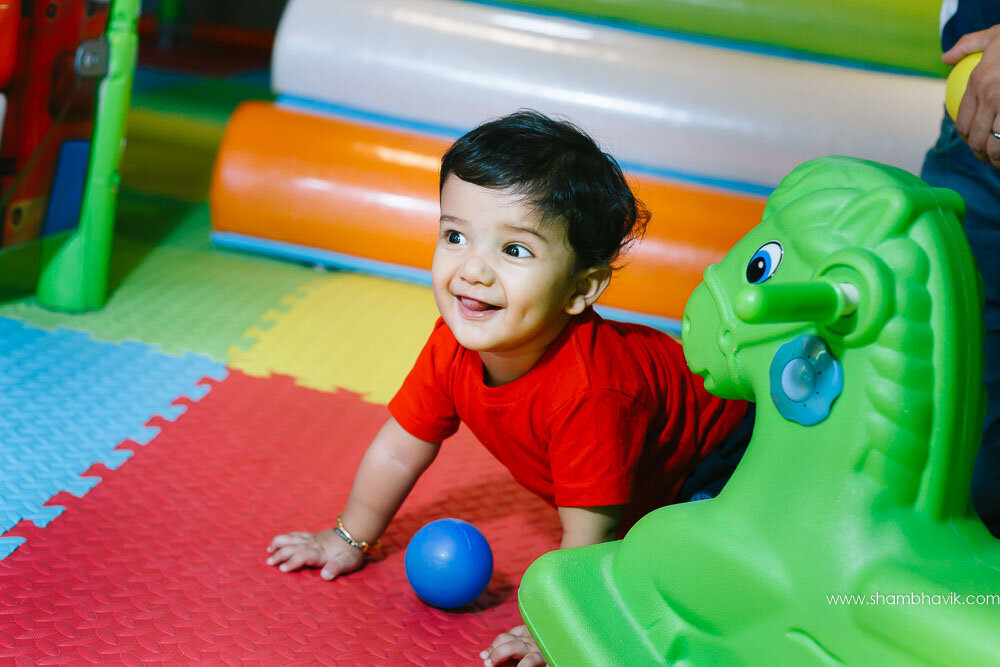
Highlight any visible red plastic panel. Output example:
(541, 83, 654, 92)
(0, 0, 109, 247)
(0, 1, 17, 87)
(0, 371, 561, 664)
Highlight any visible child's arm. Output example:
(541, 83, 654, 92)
(557, 505, 623, 549)
(481, 504, 623, 666)
(266, 417, 440, 580)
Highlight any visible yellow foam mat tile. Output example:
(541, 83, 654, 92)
(228, 272, 440, 404)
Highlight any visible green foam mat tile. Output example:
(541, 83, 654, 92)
(0, 209, 315, 360)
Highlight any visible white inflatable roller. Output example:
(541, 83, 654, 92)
(272, 0, 945, 190)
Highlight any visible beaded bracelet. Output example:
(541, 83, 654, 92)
(333, 514, 381, 555)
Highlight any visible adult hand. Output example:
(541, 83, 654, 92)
(480, 625, 546, 667)
(944, 24, 1000, 168)
(266, 528, 364, 580)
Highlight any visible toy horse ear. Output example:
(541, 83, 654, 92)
(831, 187, 935, 246)
(930, 187, 966, 224)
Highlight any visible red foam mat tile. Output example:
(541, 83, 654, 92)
(0, 371, 560, 665)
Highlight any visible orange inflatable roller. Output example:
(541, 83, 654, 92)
(210, 101, 765, 325)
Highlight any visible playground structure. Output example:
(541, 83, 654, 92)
(0, 0, 138, 311)
(3, 0, 996, 663)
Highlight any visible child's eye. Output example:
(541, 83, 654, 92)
(445, 230, 466, 245)
(503, 244, 534, 259)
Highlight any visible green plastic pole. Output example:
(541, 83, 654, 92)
(36, 0, 140, 312)
(734, 281, 847, 325)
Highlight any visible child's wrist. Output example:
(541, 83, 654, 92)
(333, 513, 381, 556)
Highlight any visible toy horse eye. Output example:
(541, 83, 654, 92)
(746, 242, 783, 284)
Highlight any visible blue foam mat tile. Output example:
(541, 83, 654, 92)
(0, 317, 228, 558)
(0, 538, 25, 559)
(20, 505, 65, 527)
(0, 499, 66, 529)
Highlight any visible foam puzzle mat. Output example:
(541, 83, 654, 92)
(228, 273, 440, 404)
(0, 372, 559, 663)
(0, 318, 227, 559)
(0, 68, 562, 663)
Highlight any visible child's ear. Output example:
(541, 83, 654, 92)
(566, 265, 612, 315)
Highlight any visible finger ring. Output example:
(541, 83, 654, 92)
(992, 129, 1000, 141)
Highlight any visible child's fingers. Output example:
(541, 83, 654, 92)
(267, 531, 314, 553)
(266, 543, 312, 568)
(320, 547, 364, 580)
(516, 653, 546, 667)
(481, 626, 544, 667)
(480, 637, 538, 667)
(485, 631, 519, 652)
(277, 550, 315, 572)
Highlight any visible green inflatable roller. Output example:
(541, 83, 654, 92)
(497, 0, 946, 76)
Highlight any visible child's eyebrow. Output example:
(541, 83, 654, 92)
(439, 215, 465, 224)
(501, 223, 548, 241)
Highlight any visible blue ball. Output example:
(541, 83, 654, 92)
(405, 518, 493, 608)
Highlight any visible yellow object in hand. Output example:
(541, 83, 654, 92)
(945, 51, 983, 121)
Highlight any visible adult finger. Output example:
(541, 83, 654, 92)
(967, 104, 996, 162)
(988, 122, 1000, 168)
(943, 28, 994, 65)
(954, 74, 980, 142)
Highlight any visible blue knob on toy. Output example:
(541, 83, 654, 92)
(769, 334, 843, 426)
(405, 518, 493, 608)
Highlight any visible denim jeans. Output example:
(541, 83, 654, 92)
(922, 114, 1000, 536)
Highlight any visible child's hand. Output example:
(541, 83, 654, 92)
(480, 625, 547, 667)
(266, 529, 364, 580)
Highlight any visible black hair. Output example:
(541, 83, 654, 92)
(439, 110, 648, 270)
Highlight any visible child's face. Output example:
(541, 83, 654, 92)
(433, 175, 583, 356)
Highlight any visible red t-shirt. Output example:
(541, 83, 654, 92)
(388, 308, 747, 528)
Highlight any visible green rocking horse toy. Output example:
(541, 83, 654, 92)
(518, 156, 1000, 665)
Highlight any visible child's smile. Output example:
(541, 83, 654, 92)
(456, 295, 502, 318)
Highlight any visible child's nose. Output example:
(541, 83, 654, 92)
(458, 252, 495, 286)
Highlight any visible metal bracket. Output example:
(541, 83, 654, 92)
(75, 38, 110, 78)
